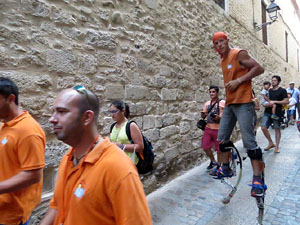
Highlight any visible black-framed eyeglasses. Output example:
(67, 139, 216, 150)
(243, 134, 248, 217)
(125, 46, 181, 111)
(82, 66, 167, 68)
(72, 85, 91, 108)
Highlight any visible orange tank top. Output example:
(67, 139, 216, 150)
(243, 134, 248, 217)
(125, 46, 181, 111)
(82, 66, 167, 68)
(221, 48, 252, 105)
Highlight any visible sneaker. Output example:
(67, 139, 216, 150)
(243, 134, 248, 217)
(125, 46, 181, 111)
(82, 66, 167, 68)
(206, 161, 218, 171)
(271, 114, 279, 120)
(249, 180, 267, 198)
(211, 166, 233, 179)
(209, 167, 218, 176)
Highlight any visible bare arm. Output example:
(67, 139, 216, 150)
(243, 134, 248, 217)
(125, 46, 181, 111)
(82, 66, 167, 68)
(289, 99, 297, 107)
(270, 98, 289, 105)
(127, 123, 144, 153)
(201, 110, 207, 119)
(225, 51, 264, 92)
(0, 168, 42, 194)
(115, 123, 144, 153)
(263, 94, 270, 102)
(201, 112, 206, 118)
(212, 101, 225, 121)
(40, 208, 58, 225)
(201, 103, 208, 119)
(254, 98, 260, 110)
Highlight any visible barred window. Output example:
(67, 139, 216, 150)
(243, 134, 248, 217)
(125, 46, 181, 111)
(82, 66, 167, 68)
(214, 0, 225, 10)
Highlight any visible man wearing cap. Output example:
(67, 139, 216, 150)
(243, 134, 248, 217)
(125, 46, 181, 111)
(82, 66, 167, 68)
(211, 32, 266, 198)
(286, 82, 300, 120)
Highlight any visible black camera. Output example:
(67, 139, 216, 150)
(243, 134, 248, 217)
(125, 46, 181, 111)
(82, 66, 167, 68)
(210, 113, 217, 118)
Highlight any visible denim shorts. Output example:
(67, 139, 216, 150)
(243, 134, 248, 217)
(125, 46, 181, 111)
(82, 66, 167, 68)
(261, 113, 281, 129)
(217, 103, 257, 150)
(287, 109, 295, 116)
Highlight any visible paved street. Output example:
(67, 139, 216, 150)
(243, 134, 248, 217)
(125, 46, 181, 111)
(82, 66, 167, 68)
(147, 125, 300, 225)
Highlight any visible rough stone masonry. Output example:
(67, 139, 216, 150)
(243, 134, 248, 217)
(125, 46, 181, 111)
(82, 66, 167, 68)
(0, 0, 299, 223)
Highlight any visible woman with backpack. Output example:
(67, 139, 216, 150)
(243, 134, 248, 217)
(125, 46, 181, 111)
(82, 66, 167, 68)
(109, 100, 144, 165)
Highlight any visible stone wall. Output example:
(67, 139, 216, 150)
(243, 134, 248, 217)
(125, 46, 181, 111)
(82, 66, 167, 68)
(0, 0, 300, 223)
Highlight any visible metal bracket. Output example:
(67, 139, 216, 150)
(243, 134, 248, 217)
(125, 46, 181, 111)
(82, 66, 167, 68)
(253, 21, 273, 31)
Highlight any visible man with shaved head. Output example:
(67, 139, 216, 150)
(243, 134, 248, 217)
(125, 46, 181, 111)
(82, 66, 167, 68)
(41, 86, 152, 225)
(211, 32, 266, 198)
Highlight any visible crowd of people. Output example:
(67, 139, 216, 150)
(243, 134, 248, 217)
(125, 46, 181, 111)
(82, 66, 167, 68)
(0, 31, 299, 224)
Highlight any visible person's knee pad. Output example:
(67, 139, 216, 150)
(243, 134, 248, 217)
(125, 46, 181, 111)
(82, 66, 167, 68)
(247, 147, 262, 160)
(219, 141, 235, 152)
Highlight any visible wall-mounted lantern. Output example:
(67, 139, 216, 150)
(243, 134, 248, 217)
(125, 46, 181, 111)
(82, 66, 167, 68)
(254, 0, 281, 31)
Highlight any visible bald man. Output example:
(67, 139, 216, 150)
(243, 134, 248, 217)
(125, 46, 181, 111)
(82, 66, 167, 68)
(41, 86, 152, 225)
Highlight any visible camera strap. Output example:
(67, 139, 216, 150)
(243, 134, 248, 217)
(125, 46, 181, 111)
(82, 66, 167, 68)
(205, 99, 219, 120)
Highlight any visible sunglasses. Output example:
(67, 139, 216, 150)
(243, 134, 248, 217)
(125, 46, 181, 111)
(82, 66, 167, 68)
(72, 85, 92, 108)
(108, 109, 120, 115)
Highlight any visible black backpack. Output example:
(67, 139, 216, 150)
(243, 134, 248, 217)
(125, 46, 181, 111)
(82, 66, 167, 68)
(110, 121, 155, 174)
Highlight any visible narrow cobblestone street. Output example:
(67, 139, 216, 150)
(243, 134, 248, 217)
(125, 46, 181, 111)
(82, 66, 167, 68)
(147, 125, 300, 225)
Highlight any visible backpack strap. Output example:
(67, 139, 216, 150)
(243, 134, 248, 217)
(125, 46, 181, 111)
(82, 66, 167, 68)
(112, 120, 137, 142)
(109, 122, 117, 133)
(125, 120, 137, 142)
(126, 121, 143, 159)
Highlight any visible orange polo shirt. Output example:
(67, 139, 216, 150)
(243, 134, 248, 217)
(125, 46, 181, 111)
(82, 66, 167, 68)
(50, 138, 152, 225)
(221, 48, 253, 105)
(0, 111, 45, 225)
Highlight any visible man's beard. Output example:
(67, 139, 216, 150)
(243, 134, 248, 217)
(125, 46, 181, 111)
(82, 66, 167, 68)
(55, 115, 84, 144)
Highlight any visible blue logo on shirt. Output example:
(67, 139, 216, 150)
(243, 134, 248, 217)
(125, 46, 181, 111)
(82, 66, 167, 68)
(1, 138, 8, 145)
(227, 64, 232, 69)
(74, 184, 85, 198)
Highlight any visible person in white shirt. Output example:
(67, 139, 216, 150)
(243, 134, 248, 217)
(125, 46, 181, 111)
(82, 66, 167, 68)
(287, 92, 297, 125)
(286, 82, 300, 120)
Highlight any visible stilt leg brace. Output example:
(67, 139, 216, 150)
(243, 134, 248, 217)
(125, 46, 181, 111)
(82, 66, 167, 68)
(247, 147, 262, 160)
(219, 141, 235, 152)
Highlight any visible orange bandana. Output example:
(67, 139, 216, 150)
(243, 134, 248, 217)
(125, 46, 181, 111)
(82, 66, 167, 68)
(212, 32, 228, 43)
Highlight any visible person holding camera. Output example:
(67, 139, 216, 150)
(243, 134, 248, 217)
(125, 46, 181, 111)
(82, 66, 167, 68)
(201, 85, 225, 171)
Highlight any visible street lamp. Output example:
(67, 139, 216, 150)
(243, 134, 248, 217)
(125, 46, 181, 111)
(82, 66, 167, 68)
(254, 0, 281, 31)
